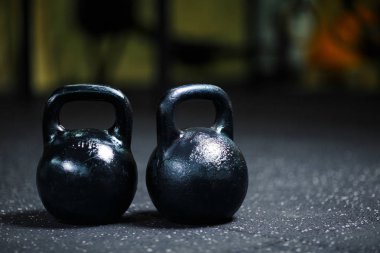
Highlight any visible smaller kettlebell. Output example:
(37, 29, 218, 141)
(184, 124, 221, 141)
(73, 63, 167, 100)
(146, 84, 248, 224)
(37, 84, 137, 224)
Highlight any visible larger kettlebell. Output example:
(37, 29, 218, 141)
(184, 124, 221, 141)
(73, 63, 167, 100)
(37, 84, 137, 224)
(146, 84, 248, 223)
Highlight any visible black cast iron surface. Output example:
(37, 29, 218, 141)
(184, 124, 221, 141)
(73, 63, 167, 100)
(147, 85, 248, 223)
(37, 85, 137, 224)
(0, 92, 379, 252)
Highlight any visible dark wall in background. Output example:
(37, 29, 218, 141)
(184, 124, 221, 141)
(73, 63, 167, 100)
(0, 0, 379, 96)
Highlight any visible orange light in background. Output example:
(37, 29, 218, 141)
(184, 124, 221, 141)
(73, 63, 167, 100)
(306, 1, 379, 91)
(308, 13, 362, 71)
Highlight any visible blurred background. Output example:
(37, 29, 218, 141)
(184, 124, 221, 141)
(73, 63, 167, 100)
(1, 2, 380, 252)
(0, 0, 379, 97)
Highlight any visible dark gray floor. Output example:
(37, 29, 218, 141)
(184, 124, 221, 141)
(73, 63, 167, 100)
(1, 93, 379, 252)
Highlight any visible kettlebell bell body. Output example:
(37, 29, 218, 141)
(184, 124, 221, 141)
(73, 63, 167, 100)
(146, 84, 248, 223)
(37, 84, 137, 224)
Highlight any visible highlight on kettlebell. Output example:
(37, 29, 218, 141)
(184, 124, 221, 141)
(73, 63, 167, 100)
(36, 84, 137, 224)
(146, 84, 248, 224)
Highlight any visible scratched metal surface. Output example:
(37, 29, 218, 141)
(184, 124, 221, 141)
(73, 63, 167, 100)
(0, 93, 379, 252)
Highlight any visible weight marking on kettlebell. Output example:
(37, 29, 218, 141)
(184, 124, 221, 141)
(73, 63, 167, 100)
(73, 140, 98, 150)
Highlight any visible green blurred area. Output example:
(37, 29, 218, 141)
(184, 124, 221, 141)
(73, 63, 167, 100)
(0, 0, 379, 95)
(0, 0, 246, 95)
(31, 0, 155, 94)
(0, 0, 21, 93)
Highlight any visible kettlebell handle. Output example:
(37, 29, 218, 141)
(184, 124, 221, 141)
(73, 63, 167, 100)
(43, 84, 133, 147)
(158, 84, 233, 150)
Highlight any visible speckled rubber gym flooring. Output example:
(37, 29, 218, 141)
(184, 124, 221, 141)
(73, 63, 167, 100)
(1, 94, 379, 252)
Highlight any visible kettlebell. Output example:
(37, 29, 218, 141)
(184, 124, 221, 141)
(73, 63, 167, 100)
(146, 84, 248, 223)
(36, 84, 137, 224)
